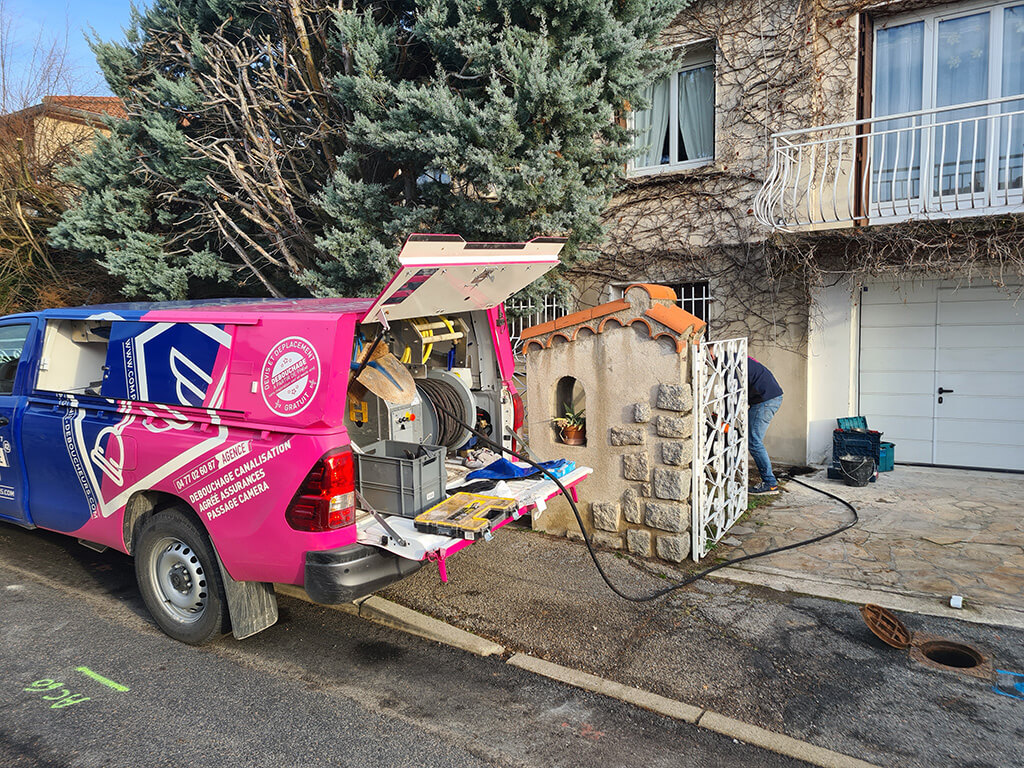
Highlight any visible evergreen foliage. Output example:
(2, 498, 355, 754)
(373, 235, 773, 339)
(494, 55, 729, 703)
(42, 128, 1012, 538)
(53, 0, 686, 299)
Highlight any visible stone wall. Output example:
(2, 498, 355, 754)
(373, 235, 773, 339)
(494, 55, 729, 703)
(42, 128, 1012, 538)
(522, 285, 704, 563)
(598, 381, 697, 562)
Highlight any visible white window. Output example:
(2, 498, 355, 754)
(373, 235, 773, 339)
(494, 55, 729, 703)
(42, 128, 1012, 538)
(630, 46, 716, 176)
(872, 2, 1024, 206)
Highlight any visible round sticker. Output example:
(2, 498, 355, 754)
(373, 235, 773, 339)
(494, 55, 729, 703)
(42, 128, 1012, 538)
(260, 336, 321, 417)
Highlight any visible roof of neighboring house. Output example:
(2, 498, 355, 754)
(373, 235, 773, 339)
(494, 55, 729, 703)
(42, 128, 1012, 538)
(520, 283, 706, 354)
(42, 96, 128, 120)
(0, 95, 128, 129)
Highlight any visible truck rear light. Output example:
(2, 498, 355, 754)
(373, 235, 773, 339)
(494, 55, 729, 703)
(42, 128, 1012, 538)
(286, 447, 356, 532)
(511, 388, 525, 453)
(512, 390, 524, 432)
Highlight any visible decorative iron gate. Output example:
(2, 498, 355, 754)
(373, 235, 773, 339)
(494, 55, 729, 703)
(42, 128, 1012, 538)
(691, 338, 748, 561)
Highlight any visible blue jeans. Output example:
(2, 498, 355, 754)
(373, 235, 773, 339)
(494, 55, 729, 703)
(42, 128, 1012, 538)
(749, 395, 782, 486)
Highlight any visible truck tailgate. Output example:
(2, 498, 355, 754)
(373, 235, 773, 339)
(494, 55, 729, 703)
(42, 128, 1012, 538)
(356, 466, 592, 562)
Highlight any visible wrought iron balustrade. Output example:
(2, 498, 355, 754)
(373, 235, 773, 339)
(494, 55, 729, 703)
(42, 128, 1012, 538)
(754, 95, 1024, 230)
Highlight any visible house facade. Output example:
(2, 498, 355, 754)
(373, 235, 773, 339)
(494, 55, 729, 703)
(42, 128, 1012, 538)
(0, 96, 127, 160)
(563, 0, 1024, 473)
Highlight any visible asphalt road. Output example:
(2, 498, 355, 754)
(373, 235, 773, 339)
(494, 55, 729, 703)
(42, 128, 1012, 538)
(382, 523, 1024, 768)
(0, 522, 807, 768)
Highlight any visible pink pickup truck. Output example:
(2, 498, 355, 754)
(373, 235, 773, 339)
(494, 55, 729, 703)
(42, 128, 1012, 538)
(0, 235, 590, 643)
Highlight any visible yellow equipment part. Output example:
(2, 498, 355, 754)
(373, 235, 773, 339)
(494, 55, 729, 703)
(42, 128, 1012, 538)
(414, 492, 518, 537)
(349, 398, 369, 423)
(408, 315, 461, 365)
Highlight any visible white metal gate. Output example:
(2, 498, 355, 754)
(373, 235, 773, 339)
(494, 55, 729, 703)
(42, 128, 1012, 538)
(505, 294, 568, 356)
(691, 338, 748, 561)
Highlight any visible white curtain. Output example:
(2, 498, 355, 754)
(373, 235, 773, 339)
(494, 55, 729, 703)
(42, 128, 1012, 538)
(1001, 5, 1024, 191)
(678, 65, 714, 161)
(874, 21, 924, 202)
(634, 78, 670, 168)
(934, 12, 990, 195)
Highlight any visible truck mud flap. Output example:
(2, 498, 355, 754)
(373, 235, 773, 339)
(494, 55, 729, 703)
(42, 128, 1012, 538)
(215, 552, 279, 640)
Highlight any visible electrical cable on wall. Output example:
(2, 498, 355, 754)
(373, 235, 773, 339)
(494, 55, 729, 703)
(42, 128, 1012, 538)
(432, 400, 859, 602)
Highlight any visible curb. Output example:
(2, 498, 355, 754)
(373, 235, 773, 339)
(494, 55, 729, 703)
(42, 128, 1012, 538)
(507, 653, 703, 722)
(509, 653, 881, 768)
(274, 585, 505, 657)
(718, 567, 1024, 631)
(278, 584, 880, 767)
(358, 596, 505, 657)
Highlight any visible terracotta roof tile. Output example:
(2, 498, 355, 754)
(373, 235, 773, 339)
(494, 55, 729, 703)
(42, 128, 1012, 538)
(521, 298, 631, 339)
(645, 304, 706, 336)
(520, 319, 557, 340)
(591, 298, 630, 319)
(626, 284, 678, 301)
(44, 95, 128, 120)
(553, 307, 594, 330)
(522, 295, 705, 354)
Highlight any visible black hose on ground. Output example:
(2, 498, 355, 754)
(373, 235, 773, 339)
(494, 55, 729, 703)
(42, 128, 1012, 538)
(432, 400, 859, 602)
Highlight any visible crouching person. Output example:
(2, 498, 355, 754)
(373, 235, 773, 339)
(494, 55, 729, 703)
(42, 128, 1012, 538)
(748, 357, 783, 495)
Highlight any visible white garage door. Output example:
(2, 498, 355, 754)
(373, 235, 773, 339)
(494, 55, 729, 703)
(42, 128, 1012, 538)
(859, 280, 1024, 471)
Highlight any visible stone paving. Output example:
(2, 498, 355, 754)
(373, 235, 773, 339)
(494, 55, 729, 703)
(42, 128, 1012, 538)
(717, 465, 1024, 620)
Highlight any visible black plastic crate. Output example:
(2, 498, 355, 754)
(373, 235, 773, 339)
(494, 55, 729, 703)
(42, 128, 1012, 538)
(832, 430, 881, 462)
(830, 429, 881, 483)
(828, 459, 878, 483)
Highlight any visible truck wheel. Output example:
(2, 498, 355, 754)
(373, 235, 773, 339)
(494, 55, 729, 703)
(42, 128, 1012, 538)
(134, 509, 228, 645)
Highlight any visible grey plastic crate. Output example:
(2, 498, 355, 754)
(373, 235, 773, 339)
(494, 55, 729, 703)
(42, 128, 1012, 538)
(355, 440, 447, 518)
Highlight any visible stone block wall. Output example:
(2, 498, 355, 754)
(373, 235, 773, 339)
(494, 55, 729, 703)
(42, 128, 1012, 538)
(521, 284, 705, 564)
(585, 382, 695, 562)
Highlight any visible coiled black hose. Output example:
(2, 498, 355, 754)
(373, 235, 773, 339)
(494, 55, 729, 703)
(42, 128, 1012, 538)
(416, 377, 468, 449)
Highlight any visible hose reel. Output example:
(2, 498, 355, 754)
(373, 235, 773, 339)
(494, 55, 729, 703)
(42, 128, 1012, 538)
(415, 370, 475, 450)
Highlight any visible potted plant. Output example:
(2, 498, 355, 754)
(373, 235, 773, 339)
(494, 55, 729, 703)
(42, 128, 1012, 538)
(553, 403, 586, 445)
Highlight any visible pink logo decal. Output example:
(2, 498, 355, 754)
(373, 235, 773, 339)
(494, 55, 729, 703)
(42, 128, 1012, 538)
(260, 337, 321, 417)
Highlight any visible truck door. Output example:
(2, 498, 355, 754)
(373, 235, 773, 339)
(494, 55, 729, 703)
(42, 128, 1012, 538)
(360, 234, 564, 325)
(0, 320, 35, 525)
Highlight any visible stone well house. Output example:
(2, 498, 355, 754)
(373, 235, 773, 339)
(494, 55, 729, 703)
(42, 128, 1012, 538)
(548, 0, 1024, 474)
(519, 284, 707, 562)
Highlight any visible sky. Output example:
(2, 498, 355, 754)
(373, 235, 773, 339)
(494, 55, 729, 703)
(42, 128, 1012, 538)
(5, 0, 138, 97)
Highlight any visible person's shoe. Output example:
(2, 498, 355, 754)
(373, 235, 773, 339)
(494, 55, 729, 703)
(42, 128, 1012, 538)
(749, 482, 780, 495)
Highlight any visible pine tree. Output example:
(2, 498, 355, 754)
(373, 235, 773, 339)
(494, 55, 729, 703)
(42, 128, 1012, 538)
(53, 0, 685, 300)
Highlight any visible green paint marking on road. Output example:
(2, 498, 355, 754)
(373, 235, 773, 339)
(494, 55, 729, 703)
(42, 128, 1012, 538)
(75, 667, 129, 692)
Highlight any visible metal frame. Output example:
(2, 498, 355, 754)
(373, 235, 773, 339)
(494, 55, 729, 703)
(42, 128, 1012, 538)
(505, 294, 568, 356)
(691, 338, 748, 562)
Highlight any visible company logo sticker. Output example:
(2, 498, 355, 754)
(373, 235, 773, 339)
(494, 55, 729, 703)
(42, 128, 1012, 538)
(260, 337, 321, 417)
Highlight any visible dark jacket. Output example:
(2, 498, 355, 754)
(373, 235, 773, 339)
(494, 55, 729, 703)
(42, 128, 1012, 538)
(748, 357, 783, 405)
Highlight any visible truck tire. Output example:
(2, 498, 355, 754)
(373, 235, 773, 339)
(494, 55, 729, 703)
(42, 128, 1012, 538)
(134, 508, 229, 645)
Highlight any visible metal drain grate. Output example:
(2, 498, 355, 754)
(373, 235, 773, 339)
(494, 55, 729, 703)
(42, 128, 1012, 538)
(860, 603, 912, 649)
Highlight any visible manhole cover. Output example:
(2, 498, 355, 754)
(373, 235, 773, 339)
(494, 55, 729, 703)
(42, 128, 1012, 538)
(860, 604, 911, 649)
(859, 604, 994, 680)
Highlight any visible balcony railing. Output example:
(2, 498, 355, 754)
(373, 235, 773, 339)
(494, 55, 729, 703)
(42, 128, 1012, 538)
(754, 95, 1024, 230)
